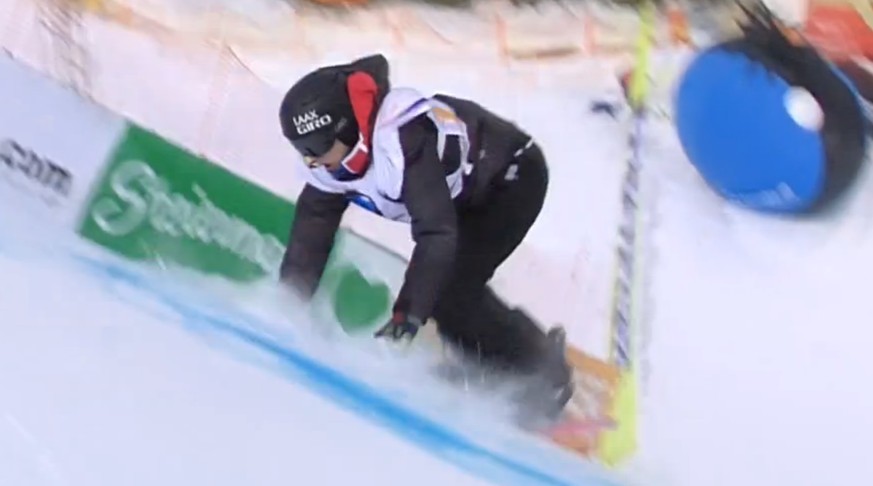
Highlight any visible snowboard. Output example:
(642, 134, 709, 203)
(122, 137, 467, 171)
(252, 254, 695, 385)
(411, 321, 622, 459)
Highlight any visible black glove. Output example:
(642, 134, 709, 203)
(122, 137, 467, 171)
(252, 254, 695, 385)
(374, 313, 424, 342)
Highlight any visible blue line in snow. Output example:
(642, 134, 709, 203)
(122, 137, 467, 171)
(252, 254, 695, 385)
(60, 251, 623, 486)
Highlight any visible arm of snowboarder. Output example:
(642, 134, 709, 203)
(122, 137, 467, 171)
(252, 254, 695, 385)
(280, 183, 349, 300)
(393, 114, 459, 323)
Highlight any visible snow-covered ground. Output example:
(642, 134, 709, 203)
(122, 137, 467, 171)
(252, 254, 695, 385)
(2, 103, 872, 486)
(637, 115, 873, 486)
(0, 192, 623, 486)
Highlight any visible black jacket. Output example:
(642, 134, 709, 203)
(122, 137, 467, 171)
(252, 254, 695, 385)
(280, 55, 532, 322)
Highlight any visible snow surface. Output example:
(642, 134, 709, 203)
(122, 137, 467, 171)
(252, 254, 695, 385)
(635, 112, 873, 486)
(0, 195, 623, 486)
(3, 102, 873, 486)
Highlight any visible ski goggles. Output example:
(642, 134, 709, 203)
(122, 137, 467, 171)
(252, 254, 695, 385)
(290, 132, 335, 168)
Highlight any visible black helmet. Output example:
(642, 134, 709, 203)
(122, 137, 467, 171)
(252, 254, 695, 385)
(280, 54, 391, 170)
(279, 67, 358, 159)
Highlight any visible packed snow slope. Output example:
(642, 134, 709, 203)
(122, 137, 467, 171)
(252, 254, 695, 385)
(0, 191, 624, 486)
(3, 101, 873, 486)
(636, 116, 873, 486)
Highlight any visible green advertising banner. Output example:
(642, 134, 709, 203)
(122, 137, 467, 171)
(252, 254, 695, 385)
(78, 124, 289, 280)
(77, 123, 403, 332)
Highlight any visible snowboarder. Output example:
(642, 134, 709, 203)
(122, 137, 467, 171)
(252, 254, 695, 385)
(277, 54, 573, 423)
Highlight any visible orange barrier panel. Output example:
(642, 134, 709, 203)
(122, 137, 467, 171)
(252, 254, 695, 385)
(805, 0, 873, 60)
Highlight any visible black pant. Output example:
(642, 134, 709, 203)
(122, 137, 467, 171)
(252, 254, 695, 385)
(432, 142, 550, 374)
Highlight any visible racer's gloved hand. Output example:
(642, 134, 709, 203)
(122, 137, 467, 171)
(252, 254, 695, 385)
(374, 313, 423, 342)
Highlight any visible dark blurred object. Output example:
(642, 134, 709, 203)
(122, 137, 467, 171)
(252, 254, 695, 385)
(835, 59, 873, 104)
(673, 0, 868, 215)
